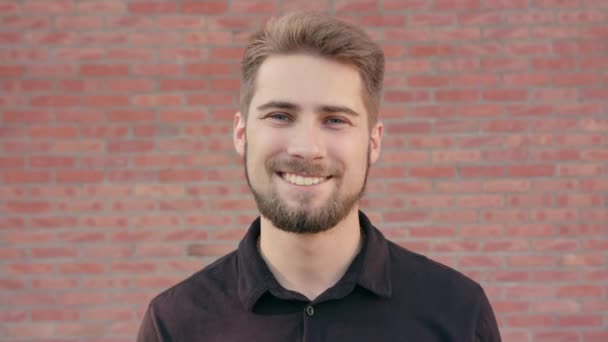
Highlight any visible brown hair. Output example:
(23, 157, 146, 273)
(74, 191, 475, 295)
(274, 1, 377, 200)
(240, 12, 385, 126)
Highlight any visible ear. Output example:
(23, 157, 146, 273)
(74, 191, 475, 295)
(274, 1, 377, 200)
(369, 121, 383, 165)
(233, 112, 246, 157)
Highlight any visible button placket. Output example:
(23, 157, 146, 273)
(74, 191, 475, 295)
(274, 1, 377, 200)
(305, 304, 314, 317)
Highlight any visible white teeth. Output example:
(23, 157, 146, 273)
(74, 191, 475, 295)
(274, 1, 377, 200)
(282, 173, 326, 186)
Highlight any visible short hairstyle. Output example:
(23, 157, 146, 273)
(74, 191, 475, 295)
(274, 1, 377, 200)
(240, 12, 385, 126)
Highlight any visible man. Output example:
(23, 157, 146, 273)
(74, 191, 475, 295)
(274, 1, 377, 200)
(137, 12, 501, 341)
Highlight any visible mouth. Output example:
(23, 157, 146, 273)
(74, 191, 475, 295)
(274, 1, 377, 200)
(276, 172, 332, 186)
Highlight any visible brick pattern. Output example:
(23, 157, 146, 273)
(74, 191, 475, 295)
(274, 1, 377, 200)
(1, 1, 607, 341)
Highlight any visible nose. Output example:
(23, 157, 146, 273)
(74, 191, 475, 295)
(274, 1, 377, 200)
(286, 120, 325, 160)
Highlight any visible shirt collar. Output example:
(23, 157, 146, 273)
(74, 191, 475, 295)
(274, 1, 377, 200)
(236, 211, 392, 311)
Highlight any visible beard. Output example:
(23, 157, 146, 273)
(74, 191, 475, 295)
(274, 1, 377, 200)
(244, 143, 370, 234)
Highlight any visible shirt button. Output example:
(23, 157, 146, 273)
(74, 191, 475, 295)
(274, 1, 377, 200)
(305, 305, 314, 317)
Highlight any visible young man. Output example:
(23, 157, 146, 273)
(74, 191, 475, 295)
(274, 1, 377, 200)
(137, 12, 501, 341)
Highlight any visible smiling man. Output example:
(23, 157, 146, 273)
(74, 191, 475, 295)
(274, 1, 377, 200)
(137, 12, 501, 341)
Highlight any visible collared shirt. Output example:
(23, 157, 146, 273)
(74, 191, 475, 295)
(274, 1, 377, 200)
(137, 211, 501, 341)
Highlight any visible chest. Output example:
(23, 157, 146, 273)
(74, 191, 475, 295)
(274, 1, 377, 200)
(173, 300, 471, 342)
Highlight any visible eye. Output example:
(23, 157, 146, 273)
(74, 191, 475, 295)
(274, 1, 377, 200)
(325, 117, 349, 125)
(267, 112, 292, 121)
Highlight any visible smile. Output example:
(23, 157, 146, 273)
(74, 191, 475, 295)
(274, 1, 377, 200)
(278, 172, 331, 186)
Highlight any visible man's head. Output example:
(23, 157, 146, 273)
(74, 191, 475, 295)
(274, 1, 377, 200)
(234, 12, 385, 234)
(239, 12, 385, 128)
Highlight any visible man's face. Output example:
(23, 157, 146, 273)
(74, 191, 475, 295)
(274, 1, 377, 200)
(234, 54, 382, 234)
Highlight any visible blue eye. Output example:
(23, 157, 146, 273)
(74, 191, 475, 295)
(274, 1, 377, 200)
(268, 113, 291, 121)
(325, 117, 348, 125)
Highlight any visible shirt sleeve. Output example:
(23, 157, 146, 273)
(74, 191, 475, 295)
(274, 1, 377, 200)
(137, 304, 161, 342)
(474, 289, 502, 342)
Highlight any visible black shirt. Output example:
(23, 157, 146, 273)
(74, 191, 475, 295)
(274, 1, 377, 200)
(137, 211, 501, 341)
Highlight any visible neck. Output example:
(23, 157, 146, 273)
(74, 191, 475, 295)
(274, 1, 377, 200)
(258, 207, 362, 301)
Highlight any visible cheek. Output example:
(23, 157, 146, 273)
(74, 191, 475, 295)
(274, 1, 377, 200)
(246, 132, 285, 172)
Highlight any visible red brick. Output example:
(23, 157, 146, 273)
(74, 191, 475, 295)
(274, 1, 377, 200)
(0, 171, 51, 184)
(485, 0, 528, 9)
(0, 310, 27, 322)
(5, 323, 55, 338)
(483, 240, 529, 252)
(25, 32, 73, 47)
(76, 0, 125, 13)
(0, 48, 49, 62)
(187, 92, 233, 106)
(557, 285, 604, 298)
(188, 243, 236, 256)
(32, 309, 79, 321)
(29, 156, 76, 168)
(28, 126, 78, 139)
(211, 199, 257, 211)
(135, 244, 183, 257)
(106, 48, 155, 61)
(128, 1, 176, 14)
(0, 1, 19, 14)
(158, 47, 202, 61)
(584, 332, 608, 342)
(384, 91, 428, 102)
(0, 278, 25, 290)
(579, 56, 608, 70)
(481, 57, 528, 71)
(505, 10, 554, 26)
(408, 166, 455, 178)
(433, 240, 479, 252)
(360, 15, 405, 27)
(3, 110, 50, 123)
(80, 156, 129, 169)
(156, 15, 205, 29)
(386, 59, 431, 73)
(79, 64, 129, 77)
(160, 79, 206, 92)
(458, 225, 502, 238)
(486, 271, 530, 283)
(210, 79, 239, 91)
(158, 170, 205, 182)
(560, 254, 605, 267)
(55, 48, 104, 60)
(106, 110, 153, 122)
(5, 263, 54, 274)
(483, 27, 529, 40)
(133, 63, 180, 76)
(1, 15, 50, 30)
(435, 89, 478, 102)
(433, 0, 480, 11)
(52, 140, 103, 154)
(56, 170, 104, 183)
(182, 1, 227, 14)
(23, 0, 72, 13)
(554, 41, 603, 56)
(229, 0, 277, 13)
(133, 94, 182, 106)
(55, 15, 103, 30)
(433, 210, 477, 223)
(30, 95, 80, 107)
(585, 0, 608, 7)
(436, 57, 480, 72)
(82, 95, 130, 107)
(459, 255, 502, 268)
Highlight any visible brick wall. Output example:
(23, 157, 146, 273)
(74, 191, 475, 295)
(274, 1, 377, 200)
(1, 0, 607, 341)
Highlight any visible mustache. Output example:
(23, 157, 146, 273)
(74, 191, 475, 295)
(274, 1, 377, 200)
(266, 158, 339, 177)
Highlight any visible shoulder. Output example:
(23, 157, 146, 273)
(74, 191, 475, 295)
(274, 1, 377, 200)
(387, 241, 484, 299)
(148, 250, 239, 313)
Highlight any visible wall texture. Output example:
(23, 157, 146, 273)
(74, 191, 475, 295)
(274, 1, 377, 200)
(1, 0, 607, 341)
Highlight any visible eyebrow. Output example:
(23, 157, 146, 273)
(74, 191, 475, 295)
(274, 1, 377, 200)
(257, 101, 361, 117)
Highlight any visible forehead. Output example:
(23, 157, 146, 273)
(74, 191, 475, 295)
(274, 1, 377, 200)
(250, 54, 366, 115)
